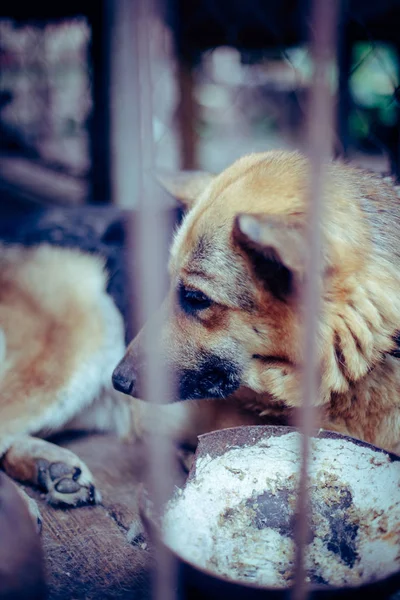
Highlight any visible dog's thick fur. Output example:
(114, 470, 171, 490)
(0, 244, 134, 520)
(2, 150, 400, 529)
(0, 242, 203, 525)
(114, 150, 400, 454)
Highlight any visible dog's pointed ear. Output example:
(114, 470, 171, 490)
(156, 170, 215, 210)
(233, 213, 308, 300)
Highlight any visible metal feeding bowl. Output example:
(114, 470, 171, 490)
(140, 426, 400, 600)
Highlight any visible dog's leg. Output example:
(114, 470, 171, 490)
(1, 436, 99, 506)
(69, 389, 214, 444)
(63, 388, 132, 438)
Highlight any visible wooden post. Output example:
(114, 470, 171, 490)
(87, 1, 112, 204)
(336, 2, 352, 158)
(176, 60, 198, 170)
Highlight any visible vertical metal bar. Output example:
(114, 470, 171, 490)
(109, 0, 141, 208)
(292, 2, 338, 600)
(120, 1, 177, 599)
(110, 1, 177, 599)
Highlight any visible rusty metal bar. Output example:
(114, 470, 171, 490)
(111, 0, 339, 598)
(109, 0, 141, 208)
(292, 1, 339, 600)
(132, 2, 177, 598)
(110, 1, 177, 599)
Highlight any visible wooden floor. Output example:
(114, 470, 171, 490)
(25, 433, 156, 600)
(2, 431, 400, 600)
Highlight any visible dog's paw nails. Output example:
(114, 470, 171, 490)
(26, 495, 43, 533)
(19, 491, 42, 533)
(37, 459, 100, 507)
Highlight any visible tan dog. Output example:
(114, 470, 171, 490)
(0, 244, 135, 525)
(0, 243, 203, 528)
(113, 150, 400, 454)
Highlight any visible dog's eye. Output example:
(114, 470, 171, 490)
(179, 285, 213, 314)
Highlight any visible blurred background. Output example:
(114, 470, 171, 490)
(0, 0, 399, 214)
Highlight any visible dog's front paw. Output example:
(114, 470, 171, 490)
(2, 437, 101, 508)
(37, 458, 100, 507)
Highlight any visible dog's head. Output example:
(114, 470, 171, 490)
(113, 151, 400, 405)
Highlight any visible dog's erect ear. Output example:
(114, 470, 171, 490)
(233, 213, 308, 300)
(156, 170, 215, 210)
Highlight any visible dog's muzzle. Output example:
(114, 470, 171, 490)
(112, 359, 136, 395)
(178, 355, 242, 400)
(112, 351, 242, 401)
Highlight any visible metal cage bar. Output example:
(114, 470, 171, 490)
(110, 1, 177, 599)
(293, 1, 339, 599)
(111, 0, 340, 599)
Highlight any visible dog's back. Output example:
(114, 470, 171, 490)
(0, 244, 125, 453)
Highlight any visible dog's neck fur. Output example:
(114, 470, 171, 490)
(234, 255, 400, 451)
(217, 166, 400, 451)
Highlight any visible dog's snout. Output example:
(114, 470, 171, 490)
(112, 360, 136, 395)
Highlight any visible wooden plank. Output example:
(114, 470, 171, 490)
(25, 434, 153, 600)
(87, 2, 112, 204)
(0, 157, 88, 206)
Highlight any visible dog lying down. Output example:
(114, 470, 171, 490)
(1, 150, 400, 531)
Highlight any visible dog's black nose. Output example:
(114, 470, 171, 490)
(112, 360, 135, 395)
